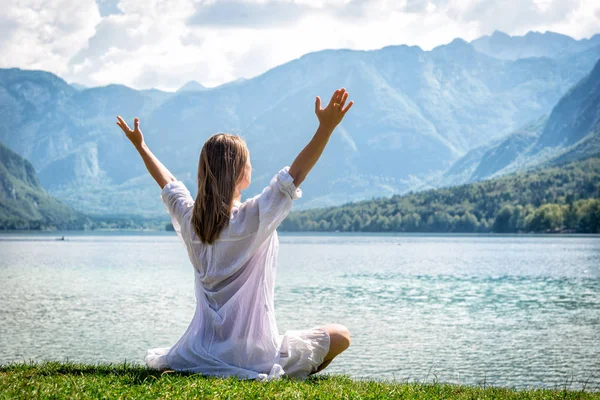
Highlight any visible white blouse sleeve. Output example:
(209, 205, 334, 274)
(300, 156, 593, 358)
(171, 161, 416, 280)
(161, 180, 195, 242)
(230, 166, 302, 243)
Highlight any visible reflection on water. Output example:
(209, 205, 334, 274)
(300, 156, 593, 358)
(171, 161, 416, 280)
(0, 232, 599, 390)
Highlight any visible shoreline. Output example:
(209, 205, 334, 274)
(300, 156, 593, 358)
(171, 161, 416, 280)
(1, 229, 600, 237)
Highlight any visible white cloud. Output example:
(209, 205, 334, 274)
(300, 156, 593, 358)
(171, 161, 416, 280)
(447, 0, 580, 35)
(1, 0, 598, 91)
(0, 0, 101, 74)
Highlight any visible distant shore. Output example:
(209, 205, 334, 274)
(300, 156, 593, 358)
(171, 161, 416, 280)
(1, 228, 600, 236)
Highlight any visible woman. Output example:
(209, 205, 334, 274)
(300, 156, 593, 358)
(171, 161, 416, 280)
(116, 88, 354, 380)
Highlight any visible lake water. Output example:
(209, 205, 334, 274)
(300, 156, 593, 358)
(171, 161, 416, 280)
(1, 232, 599, 390)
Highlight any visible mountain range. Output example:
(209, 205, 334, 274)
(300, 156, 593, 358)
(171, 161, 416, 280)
(1, 30, 599, 217)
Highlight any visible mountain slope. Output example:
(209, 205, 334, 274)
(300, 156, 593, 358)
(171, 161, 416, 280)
(535, 57, 600, 149)
(0, 69, 173, 189)
(441, 117, 547, 185)
(443, 58, 600, 185)
(0, 142, 86, 229)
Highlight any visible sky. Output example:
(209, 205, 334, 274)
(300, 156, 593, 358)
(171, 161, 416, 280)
(0, 0, 599, 91)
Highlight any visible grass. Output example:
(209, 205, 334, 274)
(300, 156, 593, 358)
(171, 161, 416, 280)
(0, 361, 598, 399)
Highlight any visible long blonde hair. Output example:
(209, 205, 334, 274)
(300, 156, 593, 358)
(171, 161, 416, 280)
(191, 133, 248, 244)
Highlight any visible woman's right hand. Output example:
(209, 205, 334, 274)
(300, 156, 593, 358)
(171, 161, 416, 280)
(289, 88, 354, 188)
(315, 88, 354, 130)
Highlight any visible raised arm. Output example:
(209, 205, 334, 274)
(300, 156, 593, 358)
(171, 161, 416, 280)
(289, 88, 353, 187)
(116, 116, 176, 189)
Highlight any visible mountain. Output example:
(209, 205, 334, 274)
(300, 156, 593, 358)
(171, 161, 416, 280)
(0, 69, 173, 191)
(281, 157, 600, 234)
(441, 117, 547, 186)
(443, 58, 600, 185)
(0, 142, 86, 229)
(534, 57, 600, 150)
(1, 32, 599, 216)
(177, 80, 207, 92)
(70, 82, 88, 91)
(471, 31, 600, 60)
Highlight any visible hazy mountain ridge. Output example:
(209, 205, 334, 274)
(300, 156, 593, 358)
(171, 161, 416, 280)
(1, 31, 599, 216)
(471, 30, 600, 60)
(443, 58, 600, 185)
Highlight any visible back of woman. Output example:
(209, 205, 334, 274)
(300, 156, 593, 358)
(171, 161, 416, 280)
(159, 165, 301, 377)
(116, 88, 354, 380)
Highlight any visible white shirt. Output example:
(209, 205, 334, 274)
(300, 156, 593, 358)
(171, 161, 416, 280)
(145, 166, 302, 380)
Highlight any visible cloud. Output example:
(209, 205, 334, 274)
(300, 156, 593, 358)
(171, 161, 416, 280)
(0, 16, 19, 54)
(1, 0, 598, 91)
(403, 0, 437, 13)
(69, 15, 146, 65)
(448, 0, 578, 35)
(0, 0, 101, 74)
(327, 0, 385, 21)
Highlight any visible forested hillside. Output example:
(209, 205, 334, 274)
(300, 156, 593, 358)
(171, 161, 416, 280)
(0, 142, 87, 230)
(281, 158, 600, 233)
(0, 141, 172, 230)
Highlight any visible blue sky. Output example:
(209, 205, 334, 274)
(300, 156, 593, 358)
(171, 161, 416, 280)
(1, 0, 598, 91)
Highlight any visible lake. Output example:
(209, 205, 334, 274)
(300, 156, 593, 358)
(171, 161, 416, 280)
(0, 232, 599, 390)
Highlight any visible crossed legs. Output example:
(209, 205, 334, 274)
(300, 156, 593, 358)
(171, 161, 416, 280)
(311, 324, 351, 374)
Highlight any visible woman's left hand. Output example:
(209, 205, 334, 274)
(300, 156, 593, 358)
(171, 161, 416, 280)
(315, 88, 353, 130)
(116, 116, 144, 148)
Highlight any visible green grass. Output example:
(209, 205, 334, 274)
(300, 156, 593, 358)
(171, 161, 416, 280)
(0, 362, 598, 399)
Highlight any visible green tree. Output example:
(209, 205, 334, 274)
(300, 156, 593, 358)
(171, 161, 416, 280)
(427, 211, 453, 232)
(403, 213, 421, 232)
(390, 214, 403, 231)
(456, 212, 479, 232)
(493, 205, 515, 233)
(351, 214, 363, 231)
(577, 199, 600, 233)
(528, 204, 564, 232)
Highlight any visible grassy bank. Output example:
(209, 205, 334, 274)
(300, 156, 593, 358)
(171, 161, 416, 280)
(1, 362, 598, 399)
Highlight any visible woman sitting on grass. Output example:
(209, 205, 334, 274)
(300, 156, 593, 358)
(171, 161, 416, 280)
(116, 88, 353, 380)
